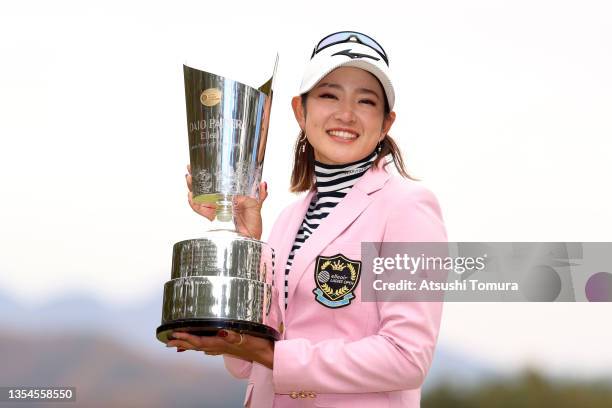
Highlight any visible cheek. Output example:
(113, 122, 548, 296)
(365, 115, 385, 133)
(305, 116, 325, 133)
(305, 104, 332, 128)
(357, 123, 381, 139)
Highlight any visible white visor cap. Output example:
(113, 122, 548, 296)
(298, 42, 395, 110)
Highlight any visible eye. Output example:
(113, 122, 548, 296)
(319, 93, 337, 99)
(359, 99, 376, 106)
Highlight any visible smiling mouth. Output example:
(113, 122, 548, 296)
(327, 129, 359, 140)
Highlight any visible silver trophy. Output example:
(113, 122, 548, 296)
(156, 58, 282, 344)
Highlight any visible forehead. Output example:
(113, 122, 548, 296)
(315, 66, 383, 95)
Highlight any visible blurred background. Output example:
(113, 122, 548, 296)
(1, 0, 611, 406)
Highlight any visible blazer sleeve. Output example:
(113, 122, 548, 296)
(223, 355, 253, 379)
(272, 186, 447, 394)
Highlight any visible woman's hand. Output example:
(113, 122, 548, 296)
(186, 165, 268, 240)
(167, 330, 275, 369)
(185, 164, 216, 222)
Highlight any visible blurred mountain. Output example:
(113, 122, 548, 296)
(0, 289, 163, 354)
(0, 332, 245, 407)
(423, 369, 612, 408)
(425, 347, 500, 392)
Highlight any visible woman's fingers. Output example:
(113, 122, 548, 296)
(185, 173, 192, 192)
(258, 181, 268, 206)
(170, 332, 226, 353)
(185, 164, 218, 221)
(169, 330, 268, 361)
(184, 165, 267, 235)
(186, 164, 192, 191)
(188, 191, 216, 221)
(219, 329, 245, 346)
(232, 182, 267, 209)
(166, 339, 196, 350)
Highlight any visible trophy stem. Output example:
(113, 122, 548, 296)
(208, 195, 237, 232)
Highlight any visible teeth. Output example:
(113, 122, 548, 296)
(328, 130, 358, 140)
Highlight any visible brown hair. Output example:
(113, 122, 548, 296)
(289, 94, 416, 193)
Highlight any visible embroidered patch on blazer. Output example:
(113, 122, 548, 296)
(313, 254, 361, 309)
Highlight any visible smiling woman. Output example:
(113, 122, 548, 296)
(293, 67, 395, 165)
(175, 31, 448, 408)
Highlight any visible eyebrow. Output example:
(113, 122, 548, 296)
(315, 82, 380, 99)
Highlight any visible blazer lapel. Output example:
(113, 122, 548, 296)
(272, 189, 316, 325)
(285, 162, 391, 315)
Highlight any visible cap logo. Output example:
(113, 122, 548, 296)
(332, 48, 380, 62)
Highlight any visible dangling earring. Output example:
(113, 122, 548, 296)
(298, 133, 307, 153)
(377, 139, 383, 154)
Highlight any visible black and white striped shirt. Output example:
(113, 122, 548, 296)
(284, 150, 378, 308)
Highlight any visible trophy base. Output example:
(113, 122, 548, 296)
(156, 318, 281, 344)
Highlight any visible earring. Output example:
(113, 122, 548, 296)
(298, 133, 307, 153)
(377, 140, 382, 153)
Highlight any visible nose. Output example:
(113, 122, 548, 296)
(333, 100, 356, 123)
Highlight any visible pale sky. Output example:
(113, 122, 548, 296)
(1, 0, 611, 376)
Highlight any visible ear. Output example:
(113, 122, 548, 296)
(380, 111, 396, 141)
(291, 95, 306, 130)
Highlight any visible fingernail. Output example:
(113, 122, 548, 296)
(217, 330, 228, 338)
(185, 173, 189, 178)
(177, 348, 186, 352)
(264, 181, 268, 191)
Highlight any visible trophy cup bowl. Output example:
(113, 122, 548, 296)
(156, 60, 282, 344)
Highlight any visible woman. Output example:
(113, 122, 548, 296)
(168, 31, 447, 407)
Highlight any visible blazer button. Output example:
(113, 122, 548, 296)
(308, 391, 316, 398)
(299, 391, 308, 398)
(289, 391, 299, 399)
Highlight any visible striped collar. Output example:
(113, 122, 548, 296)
(313, 150, 378, 192)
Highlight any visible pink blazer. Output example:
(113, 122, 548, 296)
(224, 161, 447, 407)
